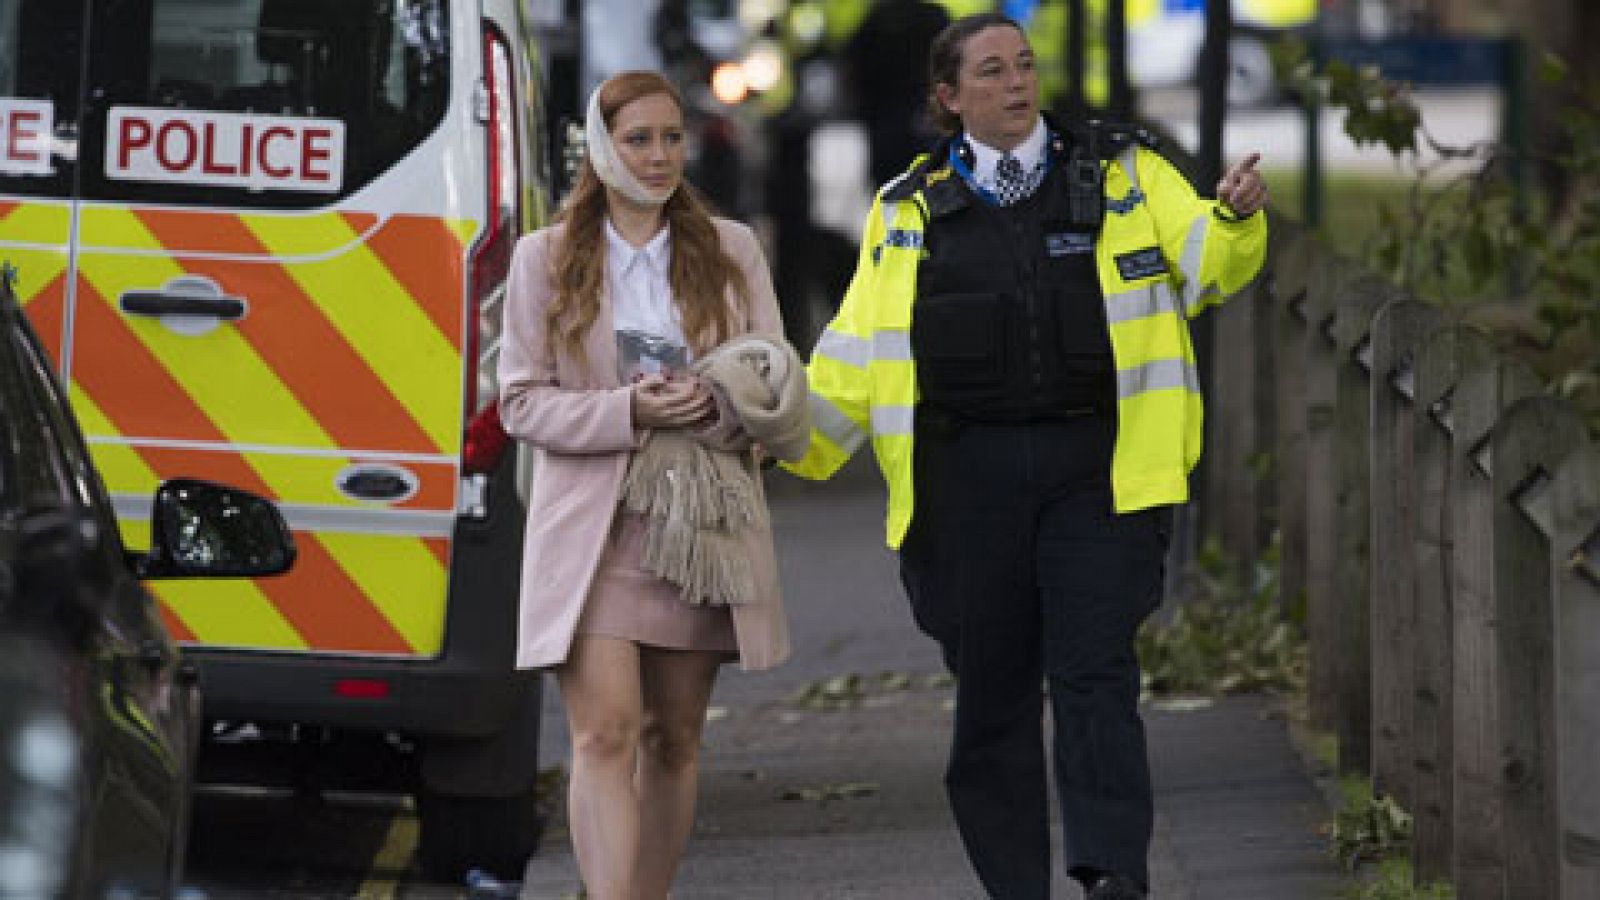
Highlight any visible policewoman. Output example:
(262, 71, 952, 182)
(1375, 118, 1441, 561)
(783, 13, 1267, 900)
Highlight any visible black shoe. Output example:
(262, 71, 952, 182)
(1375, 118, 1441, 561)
(1085, 873, 1148, 900)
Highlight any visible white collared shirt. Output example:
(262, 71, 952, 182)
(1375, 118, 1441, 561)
(967, 116, 1048, 195)
(605, 219, 687, 353)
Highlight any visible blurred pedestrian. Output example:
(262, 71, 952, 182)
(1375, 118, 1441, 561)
(842, 0, 951, 187)
(783, 14, 1268, 900)
(498, 70, 806, 900)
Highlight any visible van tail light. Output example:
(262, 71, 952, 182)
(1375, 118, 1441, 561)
(462, 24, 519, 483)
(462, 399, 510, 475)
(333, 678, 391, 700)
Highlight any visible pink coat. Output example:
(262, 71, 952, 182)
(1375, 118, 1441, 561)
(497, 218, 792, 672)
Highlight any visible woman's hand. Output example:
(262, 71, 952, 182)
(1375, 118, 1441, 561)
(1216, 152, 1267, 218)
(630, 373, 714, 429)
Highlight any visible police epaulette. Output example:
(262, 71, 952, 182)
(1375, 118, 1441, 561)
(1078, 120, 1160, 160)
(880, 154, 941, 204)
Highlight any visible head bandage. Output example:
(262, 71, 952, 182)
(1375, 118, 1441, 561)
(585, 84, 675, 207)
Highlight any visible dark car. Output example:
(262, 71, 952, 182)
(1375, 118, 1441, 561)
(0, 270, 296, 899)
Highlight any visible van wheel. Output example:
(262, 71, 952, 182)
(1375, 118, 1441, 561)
(416, 788, 544, 882)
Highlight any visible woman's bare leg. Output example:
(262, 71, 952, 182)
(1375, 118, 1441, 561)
(633, 646, 723, 899)
(557, 636, 645, 900)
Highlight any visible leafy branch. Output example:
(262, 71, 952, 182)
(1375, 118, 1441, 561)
(1272, 38, 1600, 434)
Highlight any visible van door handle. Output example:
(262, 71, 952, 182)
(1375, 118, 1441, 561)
(118, 275, 246, 331)
(120, 290, 245, 320)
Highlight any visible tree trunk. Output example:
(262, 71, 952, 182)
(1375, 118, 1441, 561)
(1503, 0, 1600, 205)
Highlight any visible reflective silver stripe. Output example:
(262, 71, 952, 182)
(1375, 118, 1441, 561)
(1177, 215, 1209, 314)
(873, 329, 913, 361)
(810, 392, 867, 454)
(87, 434, 454, 466)
(1104, 282, 1180, 324)
(811, 328, 914, 366)
(870, 404, 915, 435)
(1117, 148, 1140, 192)
(1116, 358, 1200, 398)
(814, 328, 872, 368)
(112, 494, 457, 537)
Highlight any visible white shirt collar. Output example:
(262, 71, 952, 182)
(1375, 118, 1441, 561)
(966, 116, 1048, 187)
(604, 219, 671, 278)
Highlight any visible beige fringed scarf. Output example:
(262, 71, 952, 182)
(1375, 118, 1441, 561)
(619, 335, 810, 607)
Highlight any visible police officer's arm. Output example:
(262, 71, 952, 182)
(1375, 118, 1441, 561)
(498, 228, 637, 455)
(1140, 149, 1268, 317)
(778, 192, 890, 481)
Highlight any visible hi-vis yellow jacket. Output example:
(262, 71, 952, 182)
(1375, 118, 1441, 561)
(783, 141, 1267, 548)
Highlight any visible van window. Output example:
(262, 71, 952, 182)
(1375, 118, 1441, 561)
(0, 0, 84, 199)
(81, 0, 450, 209)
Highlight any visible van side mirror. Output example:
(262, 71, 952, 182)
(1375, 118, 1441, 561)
(138, 479, 296, 579)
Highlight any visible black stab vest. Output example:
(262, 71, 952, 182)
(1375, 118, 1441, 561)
(910, 142, 1116, 423)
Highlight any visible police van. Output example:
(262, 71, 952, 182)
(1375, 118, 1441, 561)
(1, 0, 553, 879)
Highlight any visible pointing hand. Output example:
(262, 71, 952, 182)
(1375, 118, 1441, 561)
(1216, 152, 1267, 219)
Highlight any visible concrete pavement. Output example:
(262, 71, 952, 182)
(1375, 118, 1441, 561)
(518, 455, 1345, 899)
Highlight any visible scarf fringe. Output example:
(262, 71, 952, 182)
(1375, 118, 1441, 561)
(621, 432, 764, 606)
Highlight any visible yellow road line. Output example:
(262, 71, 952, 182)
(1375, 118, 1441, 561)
(354, 806, 419, 900)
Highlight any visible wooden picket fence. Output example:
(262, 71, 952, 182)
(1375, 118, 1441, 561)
(1195, 215, 1600, 899)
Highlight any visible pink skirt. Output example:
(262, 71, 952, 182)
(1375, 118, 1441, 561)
(574, 511, 739, 657)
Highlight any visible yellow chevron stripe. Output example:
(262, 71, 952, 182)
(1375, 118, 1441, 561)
(76, 208, 338, 451)
(71, 388, 161, 492)
(114, 518, 306, 648)
(242, 452, 362, 508)
(447, 218, 481, 248)
(241, 214, 460, 455)
(4, 246, 69, 304)
(0, 201, 70, 243)
(316, 532, 447, 654)
(0, 203, 72, 298)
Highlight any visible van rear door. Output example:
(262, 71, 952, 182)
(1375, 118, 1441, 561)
(0, 1, 83, 365)
(68, 0, 482, 658)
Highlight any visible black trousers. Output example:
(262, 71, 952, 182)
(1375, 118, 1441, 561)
(899, 413, 1171, 898)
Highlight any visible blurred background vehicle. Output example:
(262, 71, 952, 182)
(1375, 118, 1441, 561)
(0, 273, 295, 899)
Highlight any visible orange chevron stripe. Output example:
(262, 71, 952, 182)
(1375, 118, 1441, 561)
(384, 462, 455, 511)
(269, 532, 415, 654)
(18, 271, 66, 365)
(0, 200, 18, 219)
(159, 606, 197, 643)
(423, 536, 450, 569)
(361, 215, 466, 351)
(340, 211, 378, 237)
(130, 210, 442, 455)
(128, 207, 266, 256)
(72, 281, 414, 652)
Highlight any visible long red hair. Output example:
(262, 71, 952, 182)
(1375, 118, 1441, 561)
(546, 71, 748, 370)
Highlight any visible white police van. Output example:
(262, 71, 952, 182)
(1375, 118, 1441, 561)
(1, 0, 556, 879)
